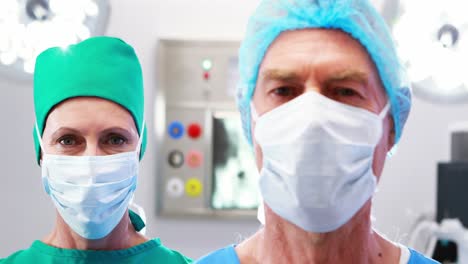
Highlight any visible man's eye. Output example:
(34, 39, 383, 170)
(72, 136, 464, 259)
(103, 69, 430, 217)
(59, 137, 76, 146)
(273, 86, 295, 97)
(107, 136, 126, 146)
(335, 87, 359, 97)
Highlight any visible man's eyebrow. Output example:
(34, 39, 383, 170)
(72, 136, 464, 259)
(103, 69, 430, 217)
(261, 69, 302, 82)
(325, 69, 369, 85)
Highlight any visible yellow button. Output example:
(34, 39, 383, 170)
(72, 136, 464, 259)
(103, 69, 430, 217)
(185, 178, 203, 197)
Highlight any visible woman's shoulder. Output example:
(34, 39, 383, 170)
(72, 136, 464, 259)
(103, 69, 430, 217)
(1, 239, 193, 264)
(121, 238, 193, 263)
(151, 240, 193, 263)
(0, 246, 35, 264)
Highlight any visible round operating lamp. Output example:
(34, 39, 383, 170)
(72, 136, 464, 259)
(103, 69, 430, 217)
(393, 0, 468, 103)
(0, 0, 110, 79)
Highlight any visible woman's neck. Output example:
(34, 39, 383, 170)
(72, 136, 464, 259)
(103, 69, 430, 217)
(237, 201, 401, 264)
(43, 210, 147, 250)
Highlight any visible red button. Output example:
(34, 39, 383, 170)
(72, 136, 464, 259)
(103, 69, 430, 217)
(187, 123, 202, 139)
(203, 71, 210, 80)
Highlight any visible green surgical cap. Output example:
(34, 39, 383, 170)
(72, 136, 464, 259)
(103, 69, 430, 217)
(33, 36, 146, 164)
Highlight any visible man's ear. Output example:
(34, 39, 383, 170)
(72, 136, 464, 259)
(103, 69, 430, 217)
(386, 116, 396, 153)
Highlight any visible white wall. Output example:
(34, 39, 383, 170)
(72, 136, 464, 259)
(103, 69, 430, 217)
(1, 0, 468, 259)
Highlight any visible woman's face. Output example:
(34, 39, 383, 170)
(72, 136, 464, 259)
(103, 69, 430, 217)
(41, 97, 139, 157)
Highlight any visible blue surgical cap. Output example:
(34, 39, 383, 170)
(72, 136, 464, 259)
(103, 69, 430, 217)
(238, 0, 412, 146)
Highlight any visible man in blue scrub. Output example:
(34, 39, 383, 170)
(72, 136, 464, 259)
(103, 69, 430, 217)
(197, 0, 439, 263)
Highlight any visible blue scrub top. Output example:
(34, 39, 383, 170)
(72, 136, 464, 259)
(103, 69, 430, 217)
(195, 245, 440, 264)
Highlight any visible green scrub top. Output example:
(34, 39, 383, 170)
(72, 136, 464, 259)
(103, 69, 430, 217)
(0, 211, 192, 264)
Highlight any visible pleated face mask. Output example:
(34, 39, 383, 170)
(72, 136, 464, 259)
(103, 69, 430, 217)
(252, 92, 389, 233)
(36, 122, 144, 240)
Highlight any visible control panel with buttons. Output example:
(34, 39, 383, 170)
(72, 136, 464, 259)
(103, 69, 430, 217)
(156, 40, 259, 218)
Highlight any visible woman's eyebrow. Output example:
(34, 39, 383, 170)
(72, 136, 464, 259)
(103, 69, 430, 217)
(100, 127, 135, 137)
(50, 127, 81, 139)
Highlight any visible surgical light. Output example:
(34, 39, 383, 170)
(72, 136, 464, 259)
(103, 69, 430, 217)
(0, 0, 110, 78)
(393, 0, 468, 103)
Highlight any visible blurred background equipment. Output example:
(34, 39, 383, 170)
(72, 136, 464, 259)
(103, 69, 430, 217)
(408, 124, 468, 263)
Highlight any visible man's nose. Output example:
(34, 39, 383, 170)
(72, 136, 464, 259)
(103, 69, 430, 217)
(304, 82, 321, 95)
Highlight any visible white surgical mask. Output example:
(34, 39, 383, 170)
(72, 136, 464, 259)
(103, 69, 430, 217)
(252, 92, 389, 233)
(36, 122, 145, 240)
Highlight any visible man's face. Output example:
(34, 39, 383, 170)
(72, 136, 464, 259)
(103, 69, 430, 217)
(251, 29, 394, 180)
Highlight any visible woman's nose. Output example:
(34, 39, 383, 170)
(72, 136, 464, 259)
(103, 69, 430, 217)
(82, 140, 104, 156)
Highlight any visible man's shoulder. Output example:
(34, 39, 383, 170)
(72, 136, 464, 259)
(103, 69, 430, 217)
(195, 245, 240, 264)
(408, 248, 440, 264)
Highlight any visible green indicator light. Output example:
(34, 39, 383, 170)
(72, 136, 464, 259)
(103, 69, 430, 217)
(202, 59, 212, 71)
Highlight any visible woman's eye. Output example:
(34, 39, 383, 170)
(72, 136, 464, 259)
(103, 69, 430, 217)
(59, 137, 76, 146)
(107, 135, 126, 146)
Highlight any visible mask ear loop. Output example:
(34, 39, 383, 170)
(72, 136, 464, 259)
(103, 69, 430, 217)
(35, 122, 44, 151)
(135, 119, 145, 155)
(378, 102, 391, 120)
(35, 122, 51, 194)
(250, 101, 259, 122)
(257, 199, 266, 226)
(378, 103, 396, 158)
(130, 116, 147, 235)
(35, 122, 46, 165)
(249, 102, 266, 225)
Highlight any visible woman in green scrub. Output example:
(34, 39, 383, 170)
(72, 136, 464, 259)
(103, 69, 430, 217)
(0, 37, 192, 264)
